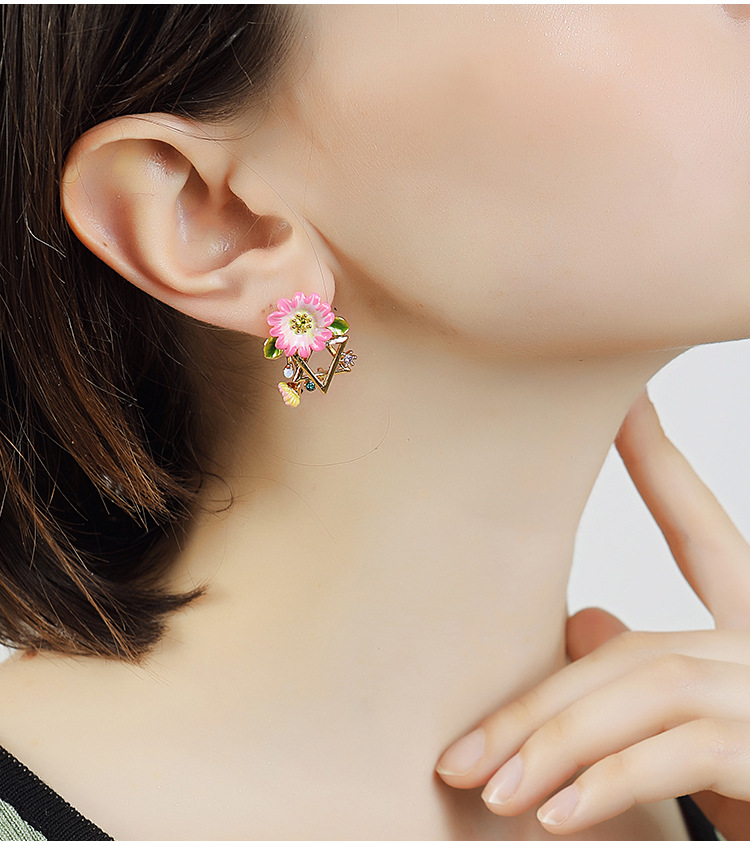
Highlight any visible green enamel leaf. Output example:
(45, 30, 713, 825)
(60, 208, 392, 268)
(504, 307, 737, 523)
(330, 316, 350, 335)
(263, 337, 283, 359)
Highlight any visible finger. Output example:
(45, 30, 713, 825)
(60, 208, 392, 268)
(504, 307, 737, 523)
(616, 391, 750, 630)
(534, 718, 750, 834)
(436, 628, 750, 788)
(566, 608, 628, 662)
(480, 655, 750, 815)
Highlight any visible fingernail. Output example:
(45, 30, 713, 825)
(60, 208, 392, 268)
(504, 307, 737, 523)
(482, 753, 523, 805)
(537, 784, 580, 826)
(436, 728, 485, 776)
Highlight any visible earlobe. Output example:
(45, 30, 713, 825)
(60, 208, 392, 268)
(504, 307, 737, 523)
(61, 114, 335, 337)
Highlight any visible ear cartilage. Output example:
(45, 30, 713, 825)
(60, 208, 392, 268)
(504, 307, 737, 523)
(263, 292, 356, 406)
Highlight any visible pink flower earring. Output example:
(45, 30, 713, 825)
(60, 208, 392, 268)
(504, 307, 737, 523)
(264, 292, 357, 407)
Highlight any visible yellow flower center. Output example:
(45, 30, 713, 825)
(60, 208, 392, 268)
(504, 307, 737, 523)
(289, 312, 314, 334)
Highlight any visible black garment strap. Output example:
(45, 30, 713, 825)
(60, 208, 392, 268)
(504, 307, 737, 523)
(0, 745, 114, 841)
(678, 796, 720, 841)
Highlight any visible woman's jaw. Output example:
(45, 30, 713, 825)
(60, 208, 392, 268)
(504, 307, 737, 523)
(255, 5, 750, 358)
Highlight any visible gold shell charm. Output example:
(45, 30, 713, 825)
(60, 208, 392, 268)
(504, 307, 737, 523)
(277, 382, 301, 408)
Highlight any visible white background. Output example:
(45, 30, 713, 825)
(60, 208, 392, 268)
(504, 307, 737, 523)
(568, 338, 750, 632)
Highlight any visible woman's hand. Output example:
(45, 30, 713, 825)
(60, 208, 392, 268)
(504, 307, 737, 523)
(436, 392, 750, 838)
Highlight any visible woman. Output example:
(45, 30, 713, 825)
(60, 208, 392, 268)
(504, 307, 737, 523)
(0, 4, 748, 839)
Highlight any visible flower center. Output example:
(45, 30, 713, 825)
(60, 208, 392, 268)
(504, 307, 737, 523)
(289, 312, 314, 334)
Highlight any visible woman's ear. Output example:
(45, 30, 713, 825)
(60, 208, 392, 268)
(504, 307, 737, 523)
(61, 114, 335, 337)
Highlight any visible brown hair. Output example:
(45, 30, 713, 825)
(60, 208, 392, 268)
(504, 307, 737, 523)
(0, 5, 297, 660)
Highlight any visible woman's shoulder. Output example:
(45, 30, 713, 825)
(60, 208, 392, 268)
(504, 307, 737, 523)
(0, 744, 114, 841)
(0, 652, 122, 838)
(0, 651, 154, 839)
(0, 647, 268, 841)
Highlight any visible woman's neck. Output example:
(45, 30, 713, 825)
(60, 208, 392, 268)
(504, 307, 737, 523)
(0, 316, 685, 841)
(167, 313, 677, 747)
